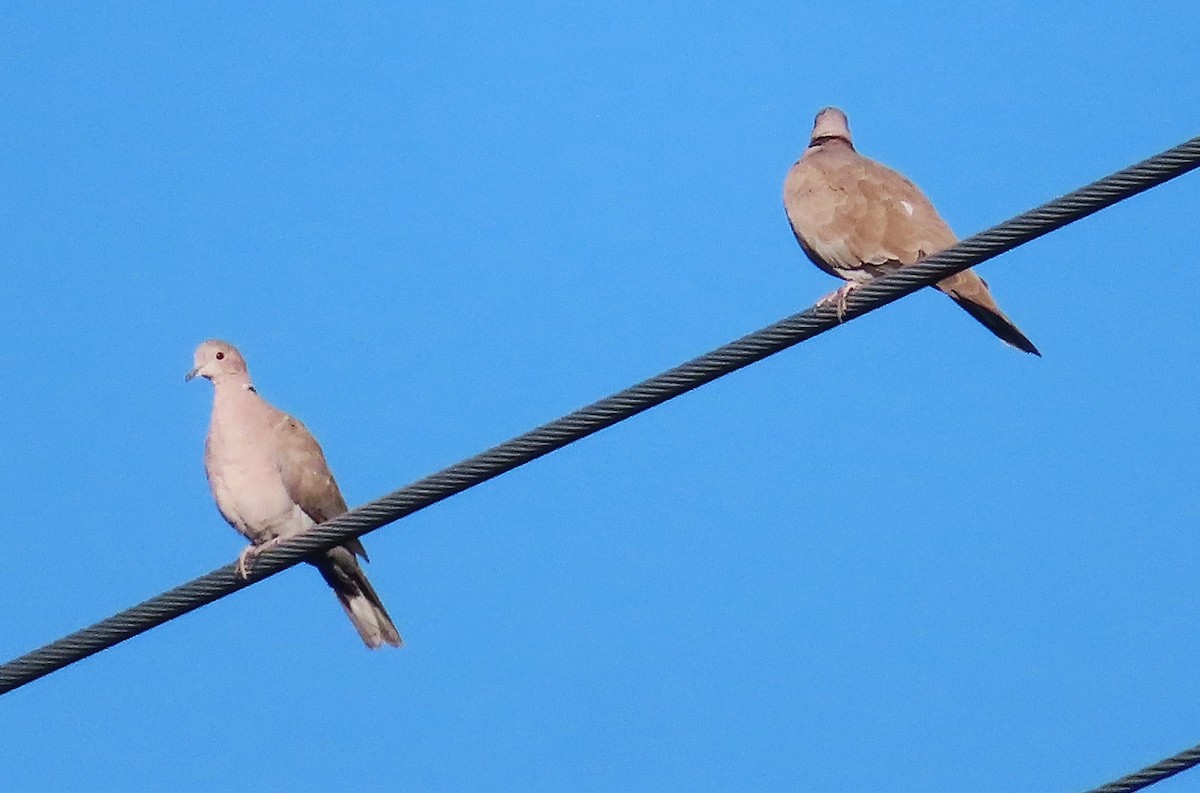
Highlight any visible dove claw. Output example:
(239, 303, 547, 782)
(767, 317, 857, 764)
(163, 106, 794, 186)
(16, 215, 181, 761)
(816, 282, 861, 321)
(235, 537, 281, 579)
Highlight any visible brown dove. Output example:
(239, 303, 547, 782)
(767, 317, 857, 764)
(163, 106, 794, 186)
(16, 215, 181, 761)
(186, 339, 402, 649)
(783, 107, 1040, 355)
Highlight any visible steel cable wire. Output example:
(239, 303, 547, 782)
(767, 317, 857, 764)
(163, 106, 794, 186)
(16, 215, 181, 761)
(1081, 741, 1200, 793)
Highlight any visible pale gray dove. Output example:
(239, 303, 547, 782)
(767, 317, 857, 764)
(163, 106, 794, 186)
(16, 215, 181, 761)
(187, 339, 402, 649)
(783, 107, 1040, 355)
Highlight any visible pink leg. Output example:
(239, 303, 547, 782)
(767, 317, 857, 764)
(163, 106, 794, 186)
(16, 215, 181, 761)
(236, 537, 282, 579)
(816, 281, 863, 321)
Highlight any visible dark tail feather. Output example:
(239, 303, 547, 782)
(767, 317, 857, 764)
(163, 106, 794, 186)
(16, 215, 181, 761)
(946, 295, 1042, 356)
(316, 546, 403, 649)
(935, 270, 1041, 356)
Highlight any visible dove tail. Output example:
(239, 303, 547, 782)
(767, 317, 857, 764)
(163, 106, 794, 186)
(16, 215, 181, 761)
(935, 271, 1041, 356)
(945, 294, 1042, 356)
(316, 546, 403, 649)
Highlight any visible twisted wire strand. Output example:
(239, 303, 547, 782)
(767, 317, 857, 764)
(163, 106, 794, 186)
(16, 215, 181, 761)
(1082, 742, 1200, 793)
(2, 135, 1198, 701)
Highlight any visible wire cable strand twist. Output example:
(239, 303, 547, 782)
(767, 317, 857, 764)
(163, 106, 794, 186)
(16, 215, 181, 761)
(1081, 741, 1200, 793)
(1, 135, 1198, 705)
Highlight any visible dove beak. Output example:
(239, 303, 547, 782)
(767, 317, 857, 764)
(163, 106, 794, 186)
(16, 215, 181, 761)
(184, 367, 199, 383)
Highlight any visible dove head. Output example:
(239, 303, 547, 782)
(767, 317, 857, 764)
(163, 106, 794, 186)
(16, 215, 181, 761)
(186, 339, 250, 385)
(809, 107, 853, 149)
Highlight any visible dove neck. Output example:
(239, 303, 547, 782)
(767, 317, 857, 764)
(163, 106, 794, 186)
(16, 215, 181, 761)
(211, 378, 260, 411)
(810, 135, 853, 150)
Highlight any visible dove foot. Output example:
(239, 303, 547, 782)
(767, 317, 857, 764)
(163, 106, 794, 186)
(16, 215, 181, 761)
(816, 281, 863, 321)
(236, 537, 282, 579)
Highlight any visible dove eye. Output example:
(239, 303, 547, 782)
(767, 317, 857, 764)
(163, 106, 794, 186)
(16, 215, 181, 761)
(215, 351, 225, 360)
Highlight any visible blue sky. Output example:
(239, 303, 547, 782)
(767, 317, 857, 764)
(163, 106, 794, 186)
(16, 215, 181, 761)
(2, 3, 1198, 791)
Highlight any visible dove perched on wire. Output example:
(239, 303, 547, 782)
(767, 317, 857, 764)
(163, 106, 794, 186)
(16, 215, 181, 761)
(187, 339, 402, 649)
(783, 106, 1040, 355)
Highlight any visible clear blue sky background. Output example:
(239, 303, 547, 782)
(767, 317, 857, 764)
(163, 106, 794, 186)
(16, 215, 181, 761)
(2, 3, 1198, 791)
